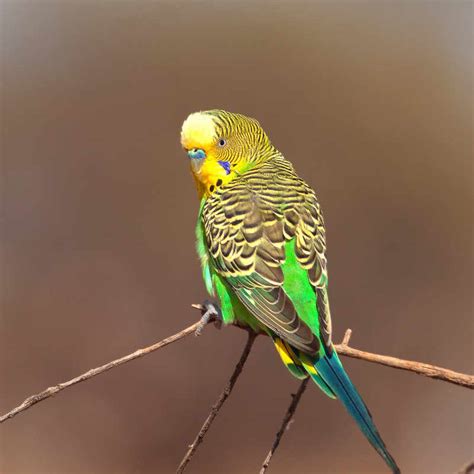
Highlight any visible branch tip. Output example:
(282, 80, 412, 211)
(341, 328, 352, 346)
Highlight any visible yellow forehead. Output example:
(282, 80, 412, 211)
(180, 112, 217, 150)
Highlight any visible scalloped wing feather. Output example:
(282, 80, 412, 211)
(201, 156, 333, 356)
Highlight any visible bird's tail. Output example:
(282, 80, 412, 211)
(271, 336, 400, 473)
(306, 350, 400, 474)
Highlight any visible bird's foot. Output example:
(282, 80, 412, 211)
(195, 300, 222, 336)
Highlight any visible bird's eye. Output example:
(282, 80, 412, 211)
(218, 138, 226, 147)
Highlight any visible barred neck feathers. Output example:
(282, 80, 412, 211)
(181, 110, 279, 198)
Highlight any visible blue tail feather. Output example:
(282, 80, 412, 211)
(314, 352, 400, 474)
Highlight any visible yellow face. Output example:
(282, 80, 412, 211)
(180, 111, 236, 197)
(181, 110, 272, 197)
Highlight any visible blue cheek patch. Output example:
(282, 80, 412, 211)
(218, 161, 231, 175)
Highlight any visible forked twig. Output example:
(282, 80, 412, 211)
(334, 329, 472, 389)
(1, 317, 472, 426)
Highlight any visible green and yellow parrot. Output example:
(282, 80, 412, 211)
(181, 110, 400, 473)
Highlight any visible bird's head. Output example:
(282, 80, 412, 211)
(180, 110, 274, 197)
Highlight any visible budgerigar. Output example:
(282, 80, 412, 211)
(181, 110, 400, 473)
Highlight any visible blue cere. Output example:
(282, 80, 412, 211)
(188, 148, 206, 160)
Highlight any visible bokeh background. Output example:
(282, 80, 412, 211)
(1, 1, 472, 473)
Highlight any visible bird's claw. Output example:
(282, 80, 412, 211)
(195, 300, 222, 336)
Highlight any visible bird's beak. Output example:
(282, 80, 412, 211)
(187, 148, 206, 173)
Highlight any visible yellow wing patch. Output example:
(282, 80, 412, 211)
(274, 337, 294, 365)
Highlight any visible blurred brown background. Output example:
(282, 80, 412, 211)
(1, 1, 472, 473)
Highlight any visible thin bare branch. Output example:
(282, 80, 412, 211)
(1, 315, 472, 426)
(260, 378, 309, 474)
(176, 330, 257, 473)
(0, 320, 207, 424)
(333, 329, 473, 389)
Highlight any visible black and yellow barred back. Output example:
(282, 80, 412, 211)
(201, 150, 332, 355)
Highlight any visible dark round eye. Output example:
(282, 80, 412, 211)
(218, 138, 226, 147)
